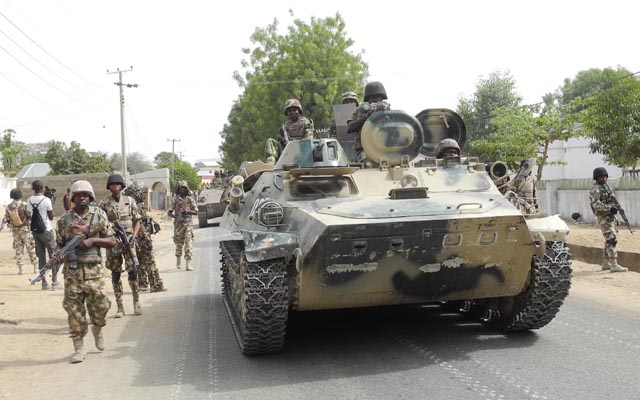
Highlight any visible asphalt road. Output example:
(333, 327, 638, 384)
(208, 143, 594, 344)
(4, 223, 640, 400)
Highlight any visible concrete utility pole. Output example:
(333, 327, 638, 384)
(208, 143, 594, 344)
(167, 138, 181, 187)
(107, 66, 137, 181)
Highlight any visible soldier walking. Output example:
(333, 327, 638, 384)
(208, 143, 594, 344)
(56, 180, 116, 363)
(4, 188, 37, 274)
(168, 180, 197, 271)
(99, 174, 143, 317)
(123, 183, 167, 292)
(590, 167, 628, 272)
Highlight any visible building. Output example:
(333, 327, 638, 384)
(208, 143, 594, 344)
(194, 159, 221, 189)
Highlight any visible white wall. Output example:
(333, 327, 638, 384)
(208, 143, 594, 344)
(542, 137, 624, 180)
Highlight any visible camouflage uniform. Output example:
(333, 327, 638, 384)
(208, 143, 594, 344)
(348, 101, 390, 162)
(589, 183, 622, 270)
(4, 199, 37, 274)
(57, 206, 114, 339)
(170, 192, 196, 262)
(98, 195, 142, 315)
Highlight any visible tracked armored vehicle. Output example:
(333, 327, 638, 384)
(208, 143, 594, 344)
(219, 108, 572, 355)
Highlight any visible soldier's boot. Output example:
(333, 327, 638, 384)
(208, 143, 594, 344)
(185, 259, 193, 271)
(130, 280, 142, 315)
(150, 271, 167, 292)
(18, 265, 23, 275)
(91, 325, 106, 351)
(70, 337, 86, 363)
(115, 300, 125, 318)
(610, 259, 629, 273)
(176, 256, 182, 269)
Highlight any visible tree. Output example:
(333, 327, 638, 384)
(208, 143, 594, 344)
(0, 129, 25, 172)
(578, 67, 640, 170)
(108, 152, 153, 175)
(45, 140, 109, 175)
(155, 153, 199, 190)
(219, 12, 368, 170)
(470, 95, 575, 180)
(457, 70, 522, 151)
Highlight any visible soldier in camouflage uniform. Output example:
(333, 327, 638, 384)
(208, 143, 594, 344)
(4, 188, 37, 274)
(57, 180, 116, 363)
(347, 81, 391, 163)
(99, 174, 143, 317)
(265, 99, 315, 160)
(168, 180, 197, 271)
(123, 183, 166, 292)
(589, 167, 628, 273)
(212, 170, 223, 188)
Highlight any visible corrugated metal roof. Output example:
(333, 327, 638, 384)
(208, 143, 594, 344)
(16, 163, 51, 178)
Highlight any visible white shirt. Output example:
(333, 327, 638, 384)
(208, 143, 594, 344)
(27, 194, 53, 232)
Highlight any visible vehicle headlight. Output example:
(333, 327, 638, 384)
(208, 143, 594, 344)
(258, 201, 284, 226)
(401, 174, 418, 188)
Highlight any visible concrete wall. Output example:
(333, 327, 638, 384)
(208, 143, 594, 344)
(537, 177, 640, 226)
(542, 137, 624, 180)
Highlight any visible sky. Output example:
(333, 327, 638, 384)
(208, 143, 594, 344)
(1, 0, 639, 167)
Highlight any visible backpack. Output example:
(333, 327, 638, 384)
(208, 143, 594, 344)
(7, 206, 26, 227)
(30, 198, 47, 233)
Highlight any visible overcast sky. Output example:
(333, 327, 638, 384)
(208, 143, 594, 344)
(1, 0, 639, 166)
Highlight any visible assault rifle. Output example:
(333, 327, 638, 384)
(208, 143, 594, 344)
(603, 183, 634, 234)
(0, 217, 7, 232)
(113, 223, 141, 275)
(279, 124, 291, 147)
(29, 222, 102, 285)
(362, 100, 391, 113)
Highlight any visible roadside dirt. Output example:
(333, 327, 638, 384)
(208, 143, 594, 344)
(0, 215, 638, 378)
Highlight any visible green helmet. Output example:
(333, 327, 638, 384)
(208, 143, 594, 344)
(106, 174, 126, 189)
(436, 138, 460, 158)
(284, 99, 302, 115)
(341, 91, 359, 106)
(593, 167, 608, 180)
(363, 81, 388, 102)
(123, 183, 144, 204)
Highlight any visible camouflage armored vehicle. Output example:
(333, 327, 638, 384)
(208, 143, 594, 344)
(219, 108, 572, 355)
(197, 188, 227, 228)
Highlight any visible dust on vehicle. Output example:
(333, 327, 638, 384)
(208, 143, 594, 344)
(219, 107, 572, 355)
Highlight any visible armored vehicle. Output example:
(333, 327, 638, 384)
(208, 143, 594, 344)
(219, 108, 572, 355)
(197, 188, 226, 228)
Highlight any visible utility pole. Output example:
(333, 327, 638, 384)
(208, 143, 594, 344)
(167, 138, 181, 187)
(107, 66, 137, 181)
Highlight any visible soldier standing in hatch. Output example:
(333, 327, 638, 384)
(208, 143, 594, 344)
(123, 183, 167, 292)
(329, 91, 359, 138)
(265, 98, 315, 160)
(589, 167, 628, 273)
(168, 180, 197, 271)
(347, 81, 391, 163)
(99, 174, 143, 317)
(4, 188, 37, 274)
(57, 180, 116, 363)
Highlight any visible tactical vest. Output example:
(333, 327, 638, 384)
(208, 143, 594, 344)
(284, 117, 312, 140)
(105, 195, 135, 234)
(64, 207, 101, 263)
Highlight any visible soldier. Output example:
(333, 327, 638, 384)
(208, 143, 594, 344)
(168, 180, 197, 271)
(57, 180, 116, 363)
(590, 167, 628, 272)
(265, 99, 315, 160)
(436, 138, 461, 158)
(347, 81, 391, 163)
(123, 183, 167, 292)
(98, 174, 143, 317)
(212, 170, 223, 188)
(329, 91, 359, 138)
(4, 188, 37, 274)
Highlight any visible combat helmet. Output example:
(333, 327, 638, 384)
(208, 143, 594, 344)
(9, 188, 22, 200)
(363, 81, 388, 102)
(176, 180, 190, 193)
(123, 183, 144, 204)
(70, 180, 95, 201)
(593, 167, 608, 180)
(341, 91, 359, 106)
(436, 138, 460, 158)
(106, 174, 126, 189)
(283, 99, 302, 115)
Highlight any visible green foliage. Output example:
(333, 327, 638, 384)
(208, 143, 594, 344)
(577, 67, 640, 169)
(45, 140, 109, 175)
(219, 12, 368, 170)
(457, 70, 522, 150)
(0, 129, 24, 172)
(155, 154, 198, 190)
(108, 152, 153, 174)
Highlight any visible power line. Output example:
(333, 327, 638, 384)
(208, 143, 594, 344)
(0, 45, 97, 106)
(0, 70, 73, 117)
(0, 10, 99, 89)
(0, 28, 101, 99)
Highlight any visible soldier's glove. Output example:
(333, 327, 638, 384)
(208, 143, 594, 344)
(610, 205, 619, 215)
